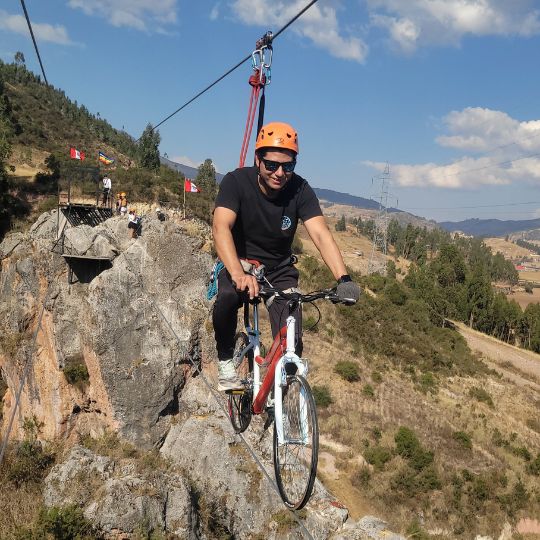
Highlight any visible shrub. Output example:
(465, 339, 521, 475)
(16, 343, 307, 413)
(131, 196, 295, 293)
(511, 446, 531, 461)
(452, 431, 473, 450)
(334, 360, 360, 382)
(469, 386, 494, 408)
(418, 371, 437, 394)
(63, 359, 89, 391)
(312, 385, 332, 408)
(302, 315, 319, 332)
(362, 384, 375, 398)
(364, 446, 392, 470)
(6, 440, 55, 487)
(527, 454, 540, 475)
(34, 505, 99, 539)
(384, 281, 408, 305)
(405, 520, 431, 540)
(351, 467, 371, 488)
(371, 371, 383, 384)
(395, 426, 434, 471)
(498, 480, 529, 517)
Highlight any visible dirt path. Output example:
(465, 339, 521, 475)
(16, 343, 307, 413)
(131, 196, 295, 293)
(453, 321, 540, 387)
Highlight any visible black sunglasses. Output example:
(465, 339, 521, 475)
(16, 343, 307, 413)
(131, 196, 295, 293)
(260, 158, 296, 173)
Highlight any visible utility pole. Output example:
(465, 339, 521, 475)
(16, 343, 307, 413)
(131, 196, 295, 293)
(368, 163, 392, 275)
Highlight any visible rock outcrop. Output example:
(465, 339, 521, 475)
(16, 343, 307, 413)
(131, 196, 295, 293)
(1, 210, 404, 539)
(0, 210, 210, 447)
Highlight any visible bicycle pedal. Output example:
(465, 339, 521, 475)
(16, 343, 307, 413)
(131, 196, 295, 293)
(263, 408, 274, 432)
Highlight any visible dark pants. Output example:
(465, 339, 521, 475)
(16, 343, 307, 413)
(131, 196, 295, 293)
(213, 265, 303, 360)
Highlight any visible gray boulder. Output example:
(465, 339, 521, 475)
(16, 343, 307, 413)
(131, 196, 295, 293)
(44, 445, 193, 537)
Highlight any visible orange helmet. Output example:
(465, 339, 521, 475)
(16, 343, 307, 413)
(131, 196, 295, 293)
(255, 122, 299, 154)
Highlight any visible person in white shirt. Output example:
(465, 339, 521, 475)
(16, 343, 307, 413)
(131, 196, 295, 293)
(102, 175, 112, 206)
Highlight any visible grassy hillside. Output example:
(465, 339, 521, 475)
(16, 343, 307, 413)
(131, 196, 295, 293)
(0, 61, 219, 238)
(296, 250, 540, 537)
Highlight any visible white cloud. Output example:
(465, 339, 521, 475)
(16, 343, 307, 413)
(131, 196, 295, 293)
(210, 3, 220, 21)
(365, 107, 540, 189)
(0, 10, 73, 45)
(231, 0, 368, 63)
(68, 0, 177, 32)
(367, 0, 540, 53)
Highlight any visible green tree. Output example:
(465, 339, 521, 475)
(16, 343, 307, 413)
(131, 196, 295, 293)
(14, 51, 25, 66)
(138, 123, 161, 170)
(335, 215, 346, 232)
(195, 158, 218, 199)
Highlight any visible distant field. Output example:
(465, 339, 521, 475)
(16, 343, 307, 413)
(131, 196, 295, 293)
(484, 237, 532, 259)
(518, 270, 540, 283)
(508, 288, 540, 309)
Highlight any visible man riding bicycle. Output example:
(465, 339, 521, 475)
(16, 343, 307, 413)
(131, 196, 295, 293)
(213, 121, 360, 391)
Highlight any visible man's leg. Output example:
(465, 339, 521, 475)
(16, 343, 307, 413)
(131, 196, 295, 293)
(266, 265, 303, 357)
(213, 269, 244, 390)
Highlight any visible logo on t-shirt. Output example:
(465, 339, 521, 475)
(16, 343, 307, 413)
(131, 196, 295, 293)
(281, 216, 292, 230)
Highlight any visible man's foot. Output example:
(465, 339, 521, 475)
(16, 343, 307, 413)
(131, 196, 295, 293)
(217, 359, 243, 391)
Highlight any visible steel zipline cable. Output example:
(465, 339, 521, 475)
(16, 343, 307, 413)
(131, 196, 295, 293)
(19, 0, 49, 86)
(144, 0, 320, 138)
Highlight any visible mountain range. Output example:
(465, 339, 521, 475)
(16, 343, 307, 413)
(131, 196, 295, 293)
(439, 217, 540, 237)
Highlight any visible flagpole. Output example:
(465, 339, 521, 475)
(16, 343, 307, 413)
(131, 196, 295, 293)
(183, 180, 186, 219)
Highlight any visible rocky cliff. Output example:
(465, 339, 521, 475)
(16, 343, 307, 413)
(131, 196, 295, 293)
(0, 210, 403, 539)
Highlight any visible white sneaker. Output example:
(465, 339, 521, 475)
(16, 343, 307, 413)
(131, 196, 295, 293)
(218, 359, 243, 392)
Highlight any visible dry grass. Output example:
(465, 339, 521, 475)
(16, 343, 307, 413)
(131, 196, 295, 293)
(293, 230, 540, 536)
(484, 237, 533, 259)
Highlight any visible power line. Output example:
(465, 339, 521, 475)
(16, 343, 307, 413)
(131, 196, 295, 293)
(145, 0, 320, 137)
(19, 0, 49, 86)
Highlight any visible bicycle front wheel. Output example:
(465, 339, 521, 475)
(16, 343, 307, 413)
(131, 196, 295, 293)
(273, 374, 319, 510)
(228, 332, 253, 434)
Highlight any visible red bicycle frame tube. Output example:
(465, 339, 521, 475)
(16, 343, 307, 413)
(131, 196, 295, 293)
(252, 326, 287, 414)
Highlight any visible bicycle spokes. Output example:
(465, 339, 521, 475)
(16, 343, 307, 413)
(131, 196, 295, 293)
(273, 375, 319, 510)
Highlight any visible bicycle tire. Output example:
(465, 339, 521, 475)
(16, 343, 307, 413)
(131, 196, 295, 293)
(228, 332, 253, 434)
(273, 374, 319, 510)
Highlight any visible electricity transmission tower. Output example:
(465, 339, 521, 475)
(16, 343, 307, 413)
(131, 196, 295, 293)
(368, 164, 393, 275)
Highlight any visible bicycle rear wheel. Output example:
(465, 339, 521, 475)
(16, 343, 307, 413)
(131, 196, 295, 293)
(228, 332, 253, 434)
(273, 374, 319, 510)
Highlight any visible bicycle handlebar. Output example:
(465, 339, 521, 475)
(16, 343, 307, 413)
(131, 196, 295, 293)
(258, 285, 354, 306)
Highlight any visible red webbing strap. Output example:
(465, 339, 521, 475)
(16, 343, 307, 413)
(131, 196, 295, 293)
(238, 69, 266, 168)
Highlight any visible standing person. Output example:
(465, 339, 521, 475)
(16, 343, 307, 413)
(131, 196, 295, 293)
(102, 175, 112, 206)
(212, 121, 360, 391)
(115, 192, 121, 214)
(119, 192, 128, 215)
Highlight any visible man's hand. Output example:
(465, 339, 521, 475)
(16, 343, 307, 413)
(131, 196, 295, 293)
(231, 272, 259, 299)
(336, 277, 361, 305)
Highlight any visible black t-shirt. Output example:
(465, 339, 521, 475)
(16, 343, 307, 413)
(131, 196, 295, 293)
(215, 166, 323, 268)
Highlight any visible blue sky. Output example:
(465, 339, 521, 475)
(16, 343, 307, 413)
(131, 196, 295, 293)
(1, 0, 540, 223)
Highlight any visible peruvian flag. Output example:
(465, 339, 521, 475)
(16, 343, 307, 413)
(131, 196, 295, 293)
(70, 147, 85, 160)
(184, 179, 200, 193)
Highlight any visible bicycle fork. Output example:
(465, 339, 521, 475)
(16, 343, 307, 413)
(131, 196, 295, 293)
(274, 315, 309, 446)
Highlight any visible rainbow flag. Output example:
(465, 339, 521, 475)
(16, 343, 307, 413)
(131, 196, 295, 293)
(99, 151, 114, 165)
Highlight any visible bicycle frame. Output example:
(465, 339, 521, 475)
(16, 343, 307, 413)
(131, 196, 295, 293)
(236, 300, 309, 445)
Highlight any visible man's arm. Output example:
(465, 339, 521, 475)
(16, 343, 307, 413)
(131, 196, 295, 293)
(303, 215, 348, 280)
(213, 206, 259, 298)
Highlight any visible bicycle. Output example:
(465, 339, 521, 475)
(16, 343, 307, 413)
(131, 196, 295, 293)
(226, 266, 354, 510)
